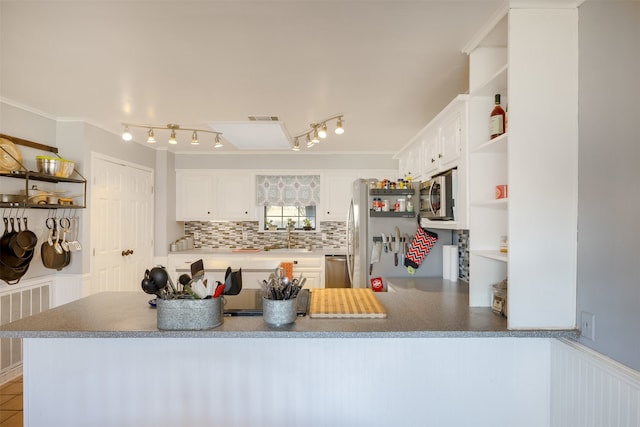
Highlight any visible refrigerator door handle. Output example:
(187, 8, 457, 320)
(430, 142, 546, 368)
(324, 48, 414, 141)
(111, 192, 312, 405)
(346, 199, 354, 285)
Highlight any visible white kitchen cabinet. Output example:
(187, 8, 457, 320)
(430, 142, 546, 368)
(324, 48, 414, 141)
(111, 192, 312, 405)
(421, 95, 467, 179)
(176, 172, 216, 220)
(176, 170, 256, 221)
(291, 256, 323, 289)
(320, 171, 360, 221)
(397, 141, 423, 181)
(215, 173, 256, 220)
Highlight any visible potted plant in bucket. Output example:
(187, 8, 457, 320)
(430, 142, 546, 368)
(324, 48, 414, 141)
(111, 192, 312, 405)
(303, 218, 313, 231)
(267, 220, 278, 231)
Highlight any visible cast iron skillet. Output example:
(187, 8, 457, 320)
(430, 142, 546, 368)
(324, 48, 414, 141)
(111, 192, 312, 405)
(10, 217, 38, 257)
(0, 217, 33, 268)
(41, 218, 70, 271)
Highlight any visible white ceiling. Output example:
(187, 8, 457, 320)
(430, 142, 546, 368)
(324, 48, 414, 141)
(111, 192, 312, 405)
(0, 0, 504, 155)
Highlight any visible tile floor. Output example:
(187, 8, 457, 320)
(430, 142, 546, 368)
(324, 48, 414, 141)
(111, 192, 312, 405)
(0, 377, 22, 426)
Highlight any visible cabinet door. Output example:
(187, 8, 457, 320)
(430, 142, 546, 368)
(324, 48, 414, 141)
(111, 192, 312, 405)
(321, 172, 359, 220)
(215, 173, 256, 220)
(421, 128, 440, 178)
(176, 173, 215, 220)
(439, 110, 462, 168)
(398, 142, 422, 180)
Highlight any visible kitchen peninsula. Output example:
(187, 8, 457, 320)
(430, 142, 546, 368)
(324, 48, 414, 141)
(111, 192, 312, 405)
(1, 279, 576, 427)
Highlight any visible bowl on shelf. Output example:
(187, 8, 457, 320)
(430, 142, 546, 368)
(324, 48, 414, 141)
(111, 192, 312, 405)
(36, 156, 60, 176)
(55, 159, 75, 178)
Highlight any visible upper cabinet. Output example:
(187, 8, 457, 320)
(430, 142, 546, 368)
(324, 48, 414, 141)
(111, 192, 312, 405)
(395, 95, 469, 230)
(176, 171, 255, 221)
(320, 171, 360, 221)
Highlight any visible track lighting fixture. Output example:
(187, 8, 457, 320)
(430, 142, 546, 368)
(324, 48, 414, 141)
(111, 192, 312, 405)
(121, 123, 223, 148)
(291, 114, 344, 151)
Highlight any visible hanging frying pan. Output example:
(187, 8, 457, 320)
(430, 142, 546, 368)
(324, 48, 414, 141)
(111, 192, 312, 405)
(41, 218, 70, 270)
(0, 217, 32, 268)
(0, 261, 29, 285)
(11, 217, 38, 257)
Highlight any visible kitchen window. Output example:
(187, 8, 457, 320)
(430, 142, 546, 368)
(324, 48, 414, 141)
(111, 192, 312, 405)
(256, 175, 319, 232)
(264, 205, 316, 231)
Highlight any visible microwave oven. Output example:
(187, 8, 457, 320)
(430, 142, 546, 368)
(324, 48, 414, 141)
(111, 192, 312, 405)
(419, 168, 457, 220)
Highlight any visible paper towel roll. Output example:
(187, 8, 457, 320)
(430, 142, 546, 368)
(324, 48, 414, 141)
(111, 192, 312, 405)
(449, 246, 459, 282)
(442, 245, 452, 280)
(442, 245, 458, 282)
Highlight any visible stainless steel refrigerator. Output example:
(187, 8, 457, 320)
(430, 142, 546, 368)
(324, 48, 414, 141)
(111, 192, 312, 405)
(346, 178, 447, 289)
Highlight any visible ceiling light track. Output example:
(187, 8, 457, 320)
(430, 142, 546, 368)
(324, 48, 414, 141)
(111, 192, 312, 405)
(291, 114, 345, 151)
(121, 123, 223, 147)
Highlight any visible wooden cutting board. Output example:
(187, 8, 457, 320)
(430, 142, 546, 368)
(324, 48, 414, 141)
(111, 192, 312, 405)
(309, 288, 387, 318)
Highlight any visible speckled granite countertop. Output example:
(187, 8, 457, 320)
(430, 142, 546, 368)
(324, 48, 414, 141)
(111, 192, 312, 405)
(0, 278, 578, 339)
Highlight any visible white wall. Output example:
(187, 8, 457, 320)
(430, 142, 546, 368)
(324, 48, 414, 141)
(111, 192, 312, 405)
(576, 1, 640, 372)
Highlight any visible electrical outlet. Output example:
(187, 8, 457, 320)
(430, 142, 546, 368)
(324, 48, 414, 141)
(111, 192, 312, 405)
(321, 233, 327, 241)
(581, 311, 596, 341)
(242, 231, 248, 240)
(193, 231, 200, 240)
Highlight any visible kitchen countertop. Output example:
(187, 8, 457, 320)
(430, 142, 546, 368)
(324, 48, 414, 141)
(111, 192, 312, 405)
(0, 277, 578, 339)
(169, 247, 346, 256)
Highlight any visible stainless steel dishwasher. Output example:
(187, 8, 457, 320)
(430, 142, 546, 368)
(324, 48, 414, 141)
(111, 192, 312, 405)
(325, 255, 351, 288)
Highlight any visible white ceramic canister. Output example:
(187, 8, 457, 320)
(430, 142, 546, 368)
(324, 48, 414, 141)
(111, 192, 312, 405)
(397, 198, 406, 212)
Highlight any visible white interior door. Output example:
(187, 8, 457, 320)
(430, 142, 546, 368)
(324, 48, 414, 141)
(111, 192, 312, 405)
(91, 156, 153, 294)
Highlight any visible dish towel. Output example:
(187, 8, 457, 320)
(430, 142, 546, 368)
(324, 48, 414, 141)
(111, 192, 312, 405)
(404, 227, 438, 273)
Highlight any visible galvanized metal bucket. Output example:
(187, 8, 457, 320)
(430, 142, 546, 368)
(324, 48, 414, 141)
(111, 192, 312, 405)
(157, 298, 223, 330)
(262, 297, 297, 326)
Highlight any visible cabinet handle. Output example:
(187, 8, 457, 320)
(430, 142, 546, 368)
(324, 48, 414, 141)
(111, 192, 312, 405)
(431, 158, 436, 163)
(438, 153, 442, 158)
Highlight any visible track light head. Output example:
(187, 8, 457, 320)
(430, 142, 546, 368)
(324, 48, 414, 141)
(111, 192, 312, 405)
(335, 117, 344, 134)
(311, 127, 320, 143)
(122, 125, 133, 141)
(214, 134, 223, 148)
(306, 134, 314, 148)
(147, 129, 156, 143)
(293, 137, 300, 151)
(318, 123, 328, 139)
(191, 130, 199, 145)
(168, 129, 177, 144)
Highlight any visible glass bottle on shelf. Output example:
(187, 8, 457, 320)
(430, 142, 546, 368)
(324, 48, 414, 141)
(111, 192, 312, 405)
(489, 94, 506, 139)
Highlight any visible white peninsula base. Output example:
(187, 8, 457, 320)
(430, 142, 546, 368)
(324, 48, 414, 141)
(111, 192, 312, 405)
(24, 337, 550, 427)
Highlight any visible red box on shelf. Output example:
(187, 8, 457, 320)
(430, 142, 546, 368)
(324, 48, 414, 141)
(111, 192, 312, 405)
(495, 185, 508, 199)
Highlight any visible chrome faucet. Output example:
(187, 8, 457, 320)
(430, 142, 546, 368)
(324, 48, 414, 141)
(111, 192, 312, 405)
(286, 219, 295, 249)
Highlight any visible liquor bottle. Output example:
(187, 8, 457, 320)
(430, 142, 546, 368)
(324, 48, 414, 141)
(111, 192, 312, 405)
(489, 94, 506, 139)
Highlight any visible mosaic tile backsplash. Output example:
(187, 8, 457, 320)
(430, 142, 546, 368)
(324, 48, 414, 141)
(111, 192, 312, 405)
(184, 221, 470, 280)
(184, 221, 346, 250)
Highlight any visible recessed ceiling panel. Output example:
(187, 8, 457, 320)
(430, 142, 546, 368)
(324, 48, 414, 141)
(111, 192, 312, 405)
(209, 122, 291, 150)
